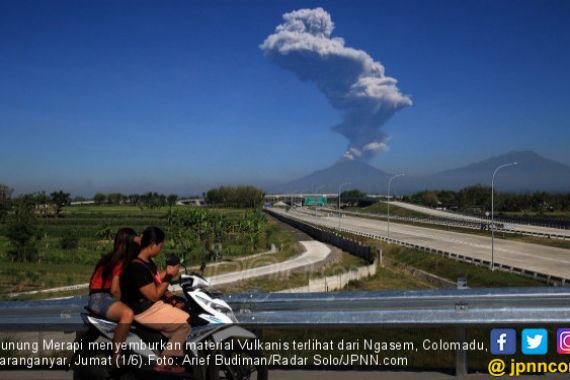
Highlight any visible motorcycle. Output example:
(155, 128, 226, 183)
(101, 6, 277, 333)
(70, 255, 267, 380)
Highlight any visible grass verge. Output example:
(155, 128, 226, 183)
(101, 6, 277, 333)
(354, 237, 546, 288)
(217, 250, 369, 293)
(203, 218, 302, 277)
(347, 202, 426, 218)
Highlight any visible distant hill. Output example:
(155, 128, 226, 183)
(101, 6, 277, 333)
(268, 160, 393, 193)
(420, 150, 570, 193)
(269, 151, 570, 194)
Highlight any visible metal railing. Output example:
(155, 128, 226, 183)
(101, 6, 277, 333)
(226, 287, 570, 325)
(2, 288, 569, 376)
(1, 287, 570, 327)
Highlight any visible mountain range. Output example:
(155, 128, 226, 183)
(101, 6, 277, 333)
(268, 151, 570, 194)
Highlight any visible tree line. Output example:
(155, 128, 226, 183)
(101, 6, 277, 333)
(0, 185, 71, 219)
(340, 189, 367, 199)
(402, 185, 570, 214)
(93, 192, 179, 209)
(205, 186, 265, 209)
(0, 183, 266, 262)
(0, 184, 266, 218)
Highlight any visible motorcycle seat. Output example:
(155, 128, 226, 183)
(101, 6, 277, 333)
(83, 306, 108, 319)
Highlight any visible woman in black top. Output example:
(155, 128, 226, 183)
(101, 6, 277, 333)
(120, 226, 190, 374)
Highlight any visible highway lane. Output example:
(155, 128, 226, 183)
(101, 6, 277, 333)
(276, 208, 570, 280)
(390, 201, 570, 238)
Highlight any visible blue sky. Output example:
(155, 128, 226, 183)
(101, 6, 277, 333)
(1, 0, 569, 195)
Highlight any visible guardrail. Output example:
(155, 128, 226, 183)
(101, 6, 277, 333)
(227, 287, 570, 325)
(2, 287, 570, 327)
(266, 209, 376, 263)
(2, 288, 569, 376)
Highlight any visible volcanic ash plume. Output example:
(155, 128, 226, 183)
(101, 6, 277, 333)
(260, 7, 412, 161)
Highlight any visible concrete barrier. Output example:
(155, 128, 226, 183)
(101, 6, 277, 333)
(279, 258, 378, 293)
(266, 209, 376, 263)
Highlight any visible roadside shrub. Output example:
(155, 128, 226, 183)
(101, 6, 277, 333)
(95, 226, 114, 240)
(4, 200, 42, 262)
(59, 230, 80, 250)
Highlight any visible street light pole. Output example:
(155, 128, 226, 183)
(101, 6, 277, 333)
(297, 188, 311, 209)
(387, 174, 405, 238)
(490, 162, 518, 271)
(313, 185, 325, 217)
(296, 191, 301, 209)
(338, 182, 351, 228)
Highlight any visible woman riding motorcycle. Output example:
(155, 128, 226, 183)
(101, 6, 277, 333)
(120, 226, 191, 374)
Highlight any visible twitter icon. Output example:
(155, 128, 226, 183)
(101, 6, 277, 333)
(522, 329, 548, 355)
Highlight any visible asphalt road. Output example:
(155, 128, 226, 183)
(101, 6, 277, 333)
(208, 241, 331, 286)
(390, 201, 570, 238)
(277, 208, 570, 280)
(169, 240, 331, 290)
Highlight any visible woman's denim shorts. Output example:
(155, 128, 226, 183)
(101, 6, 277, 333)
(88, 292, 116, 317)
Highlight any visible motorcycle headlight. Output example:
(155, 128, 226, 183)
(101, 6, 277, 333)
(211, 303, 236, 320)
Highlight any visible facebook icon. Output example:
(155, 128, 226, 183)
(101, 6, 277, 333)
(491, 329, 516, 355)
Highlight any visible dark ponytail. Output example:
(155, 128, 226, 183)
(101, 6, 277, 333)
(94, 228, 139, 283)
